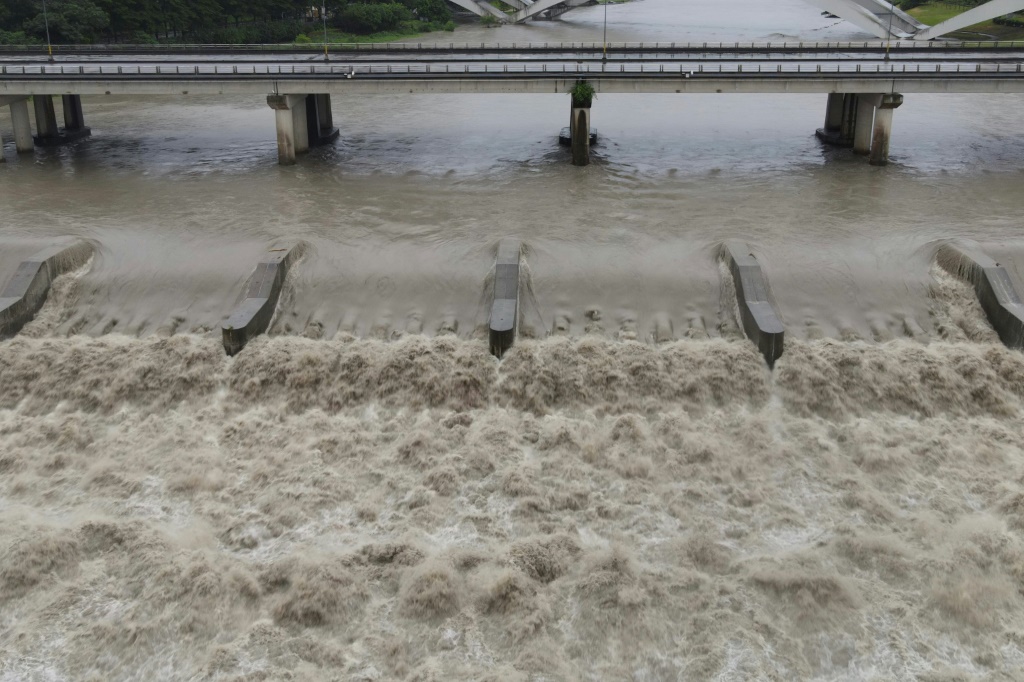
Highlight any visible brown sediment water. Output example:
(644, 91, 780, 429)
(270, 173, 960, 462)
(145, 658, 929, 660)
(2, 268, 1024, 680)
(4, 0, 1024, 679)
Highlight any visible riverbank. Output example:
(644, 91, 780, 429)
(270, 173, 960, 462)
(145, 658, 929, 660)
(296, 22, 454, 46)
(907, 1, 1024, 40)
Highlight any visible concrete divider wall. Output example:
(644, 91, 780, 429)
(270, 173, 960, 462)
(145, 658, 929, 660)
(937, 241, 1024, 349)
(489, 238, 522, 358)
(0, 241, 93, 338)
(722, 240, 785, 368)
(222, 244, 304, 356)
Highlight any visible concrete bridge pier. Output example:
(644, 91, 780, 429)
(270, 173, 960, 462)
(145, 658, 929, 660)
(268, 94, 309, 165)
(816, 93, 856, 147)
(570, 105, 591, 166)
(817, 92, 902, 164)
(305, 94, 340, 147)
(870, 94, 903, 166)
(33, 95, 91, 147)
(61, 95, 89, 136)
(851, 96, 874, 155)
(10, 99, 34, 153)
(33, 95, 60, 144)
(823, 92, 844, 133)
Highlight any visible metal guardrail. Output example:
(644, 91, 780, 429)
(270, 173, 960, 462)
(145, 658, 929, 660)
(2, 61, 1023, 77)
(1, 40, 1024, 53)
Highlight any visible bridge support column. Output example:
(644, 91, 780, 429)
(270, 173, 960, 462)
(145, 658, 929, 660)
(869, 94, 903, 167)
(571, 106, 591, 167)
(61, 95, 90, 136)
(853, 95, 875, 155)
(10, 99, 34, 153)
(816, 93, 855, 147)
(824, 93, 844, 133)
(268, 94, 310, 165)
(305, 94, 339, 147)
(32, 94, 90, 147)
(33, 95, 59, 144)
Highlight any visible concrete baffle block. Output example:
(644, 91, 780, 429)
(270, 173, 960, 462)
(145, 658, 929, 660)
(222, 244, 304, 355)
(489, 238, 522, 358)
(0, 240, 93, 338)
(937, 241, 1024, 349)
(722, 240, 785, 368)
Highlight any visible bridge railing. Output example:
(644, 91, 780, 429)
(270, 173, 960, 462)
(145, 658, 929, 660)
(2, 61, 1023, 77)
(2, 40, 1024, 53)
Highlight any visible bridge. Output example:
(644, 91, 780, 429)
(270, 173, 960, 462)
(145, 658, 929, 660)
(444, 0, 1024, 33)
(1, 42, 1023, 166)
(447, 0, 594, 24)
(807, 0, 1024, 40)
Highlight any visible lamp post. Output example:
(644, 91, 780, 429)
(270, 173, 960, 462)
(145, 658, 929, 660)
(42, 0, 54, 62)
(885, 0, 895, 61)
(322, 4, 329, 61)
(603, 1, 608, 61)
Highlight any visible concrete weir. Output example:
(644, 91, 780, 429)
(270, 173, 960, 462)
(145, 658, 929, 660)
(937, 241, 1024, 349)
(722, 240, 785, 368)
(222, 244, 303, 355)
(489, 238, 522, 358)
(0, 241, 93, 338)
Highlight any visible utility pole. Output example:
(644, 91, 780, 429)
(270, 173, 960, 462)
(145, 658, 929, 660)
(323, 4, 330, 61)
(603, 1, 608, 61)
(43, 0, 54, 62)
(885, 0, 896, 61)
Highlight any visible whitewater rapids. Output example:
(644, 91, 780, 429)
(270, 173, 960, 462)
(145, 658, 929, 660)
(1, 271, 1024, 681)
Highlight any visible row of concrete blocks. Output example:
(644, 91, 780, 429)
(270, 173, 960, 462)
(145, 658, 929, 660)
(0, 95, 91, 159)
(2, 239, 1023, 366)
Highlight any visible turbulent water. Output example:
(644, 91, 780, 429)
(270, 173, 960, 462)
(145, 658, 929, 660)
(4, 0, 1024, 680)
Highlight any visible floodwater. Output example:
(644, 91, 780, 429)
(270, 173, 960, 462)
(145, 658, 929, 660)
(3, 0, 1024, 680)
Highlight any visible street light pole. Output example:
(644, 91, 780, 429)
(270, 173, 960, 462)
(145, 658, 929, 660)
(885, 0, 895, 61)
(603, 1, 608, 61)
(42, 0, 54, 62)
(323, 4, 329, 61)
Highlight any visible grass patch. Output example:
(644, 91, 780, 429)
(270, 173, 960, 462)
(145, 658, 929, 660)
(907, 2, 1024, 40)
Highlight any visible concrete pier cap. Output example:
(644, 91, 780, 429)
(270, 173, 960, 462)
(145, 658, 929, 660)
(720, 240, 785, 368)
(0, 240, 94, 338)
(936, 239, 1024, 349)
(222, 242, 307, 355)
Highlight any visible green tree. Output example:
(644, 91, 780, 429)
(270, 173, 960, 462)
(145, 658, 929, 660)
(23, 0, 111, 43)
